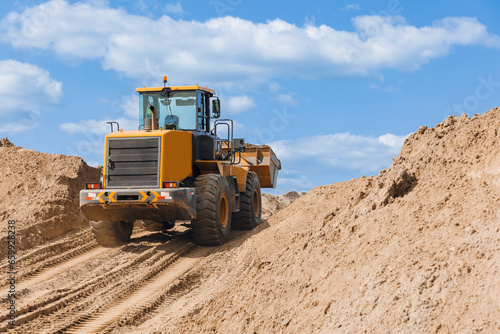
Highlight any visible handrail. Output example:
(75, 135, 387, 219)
(106, 121, 120, 132)
(214, 119, 234, 164)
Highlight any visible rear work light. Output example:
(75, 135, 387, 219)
(86, 183, 101, 189)
(163, 181, 179, 188)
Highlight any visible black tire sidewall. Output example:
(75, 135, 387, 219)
(215, 176, 232, 239)
(192, 174, 233, 246)
(232, 171, 262, 230)
(248, 172, 262, 225)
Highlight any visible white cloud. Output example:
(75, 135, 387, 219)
(341, 4, 361, 11)
(304, 15, 316, 27)
(0, 59, 62, 113)
(224, 95, 256, 115)
(108, 94, 138, 118)
(268, 81, 281, 94)
(60, 117, 138, 135)
(369, 83, 400, 93)
(276, 94, 298, 106)
(253, 131, 410, 193)
(378, 133, 407, 148)
(86, 0, 110, 6)
(0, 59, 62, 132)
(266, 132, 409, 193)
(272, 174, 315, 194)
(1, 1, 499, 87)
(270, 133, 407, 166)
(60, 117, 139, 158)
(0, 122, 38, 133)
(165, 2, 183, 15)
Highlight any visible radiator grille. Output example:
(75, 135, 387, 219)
(106, 137, 160, 188)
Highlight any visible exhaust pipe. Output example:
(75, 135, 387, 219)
(144, 117, 152, 131)
(144, 106, 158, 131)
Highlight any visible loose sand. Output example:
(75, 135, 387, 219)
(1, 108, 499, 333)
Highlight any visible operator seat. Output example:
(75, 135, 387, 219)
(164, 115, 179, 130)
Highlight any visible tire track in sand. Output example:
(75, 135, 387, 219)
(0, 234, 195, 333)
(61, 245, 211, 334)
(0, 230, 96, 289)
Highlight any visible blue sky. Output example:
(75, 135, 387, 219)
(1, 0, 499, 194)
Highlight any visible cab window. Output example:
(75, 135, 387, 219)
(139, 91, 197, 130)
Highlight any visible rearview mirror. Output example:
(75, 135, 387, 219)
(212, 99, 221, 118)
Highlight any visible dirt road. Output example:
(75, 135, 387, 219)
(0, 222, 269, 334)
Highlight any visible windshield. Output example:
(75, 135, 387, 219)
(139, 91, 197, 130)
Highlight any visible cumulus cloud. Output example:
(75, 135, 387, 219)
(276, 94, 298, 106)
(272, 173, 315, 194)
(369, 83, 399, 93)
(60, 117, 139, 157)
(268, 81, 281, 94)
(271, 132, 408, 171)
(378, 133, 406, 148)
(60, 117, 138, 135)
(0, 59, 62, 132)
(224, 95, 256, 115)
(341, 4, 361, 11)
(165, 2, 184, 15)
(1, 1, 499, 87)
(267, 132, 409, 193)
(109, 94, 138, 118)
(0, 122, 37, 133)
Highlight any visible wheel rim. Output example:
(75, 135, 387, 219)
(252, 188, 260, 217)
(219, 193, 229, 228)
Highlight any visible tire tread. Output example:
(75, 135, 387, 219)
(192, 174, 232, 246)
(232, 172, 262, 230)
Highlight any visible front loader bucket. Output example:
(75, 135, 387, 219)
(237, 145, 281, 188)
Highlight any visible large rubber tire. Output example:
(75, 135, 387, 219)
(192, 174, 232, 246)
(141, 220, 175, 231)
(90, 221, 134, 247)
(232, 171, 262, 230)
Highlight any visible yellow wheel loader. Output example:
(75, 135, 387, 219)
(80, 77, 281, 247)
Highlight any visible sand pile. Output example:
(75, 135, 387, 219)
(0, 139, 101, 259)
(262, 191, 302, 219)
(171, 109, 500, 333)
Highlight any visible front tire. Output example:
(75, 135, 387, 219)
(90, 220, 133, 247)
(232, 171, 261, 230)
(192, 174, 232, 246)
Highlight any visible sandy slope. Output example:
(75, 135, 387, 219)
(153, 109, 500, 333)
(0, 139, 101, 259)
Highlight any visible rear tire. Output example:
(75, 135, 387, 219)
(192, 174, 232, 246)
(90, 220, 133, 247)
(141, 220, 175, 231)
(232, 171, 261, 230)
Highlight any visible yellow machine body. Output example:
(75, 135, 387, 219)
(102, 130, 193, 189)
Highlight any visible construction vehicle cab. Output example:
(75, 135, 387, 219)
(138, 86, 218, 132)
(80, 78, 281, 247)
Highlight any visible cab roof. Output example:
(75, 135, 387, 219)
(135, 84, 216, 95)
